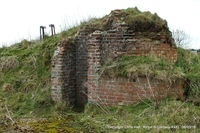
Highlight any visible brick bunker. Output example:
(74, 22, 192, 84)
(51, 9, 184, 105)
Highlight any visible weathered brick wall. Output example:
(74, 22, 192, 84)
(86, 25, 181, 105)
(88, 77, 184, 105)
(51, 40, 76, 104)
(100, 24, 177, 64)
(75, 30, 89, 105)
(51, 23, 182, 105)
(87, 31, 102, 104)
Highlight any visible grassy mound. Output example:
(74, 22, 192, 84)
(0, 7, 199, 132)
(0, 27, 79, 117)
(81, 7, 170, 34)
(98, 55, 184, 82)
(124, 8, 169, 32)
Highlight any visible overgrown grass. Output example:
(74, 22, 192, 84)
(99, 55, 185, 82)
(176, 48, 200, 81)
(0, 7, 199, 132)
(124, 8, 169, 33)
(176, 48, 200, 104)
(77, 7, 170, 35)
(80, 100, 200, 133)
(0, 27, 81, 119)
(1, 99, 198, 132)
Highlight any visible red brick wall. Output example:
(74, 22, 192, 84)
(88, 77, 184, 105)
(51, 23, 182, 105)
(51, 40, 76, 104)
(75, 30, 90, 105)
(100, 24, 177, 64)
(87, 27, 181, 105)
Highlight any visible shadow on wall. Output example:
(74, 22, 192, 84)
(51, 25, 180, 108)
(51, 40, 77, 105)
(51, 32, 90, 108)
(75, 30, 89, 106)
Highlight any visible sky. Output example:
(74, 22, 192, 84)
(0, 0, 200, 49)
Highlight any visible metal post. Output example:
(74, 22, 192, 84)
(49, 24, 55, 36)
(40, 26, 46, 41)
(40, 27, 42, 40)
(53, 25, 56, 35)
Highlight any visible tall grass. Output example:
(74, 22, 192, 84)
(176, 48, 200, 103)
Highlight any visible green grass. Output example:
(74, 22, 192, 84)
(0, 7, 199, 132)
(76, 7, 170, 35)
(79, 100, 200, 133)
(176, 48, 200, 104)
(176, 48, 200, 81)
(98, 55, 185, 82)
(125, 10, 169, 33)
(1, 100, 198, 132)
(0, 27, 81, 118)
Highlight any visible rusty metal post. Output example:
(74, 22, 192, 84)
(53, 25, 56, 35)
(40, 27, 42, 40)
(40, 26, 46, 40)
(49, 24, 56, 36)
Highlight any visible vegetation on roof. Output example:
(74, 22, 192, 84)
(98, 55, 185, 82)
(81, 7, 170, 34)
(123, 8, 169, 32)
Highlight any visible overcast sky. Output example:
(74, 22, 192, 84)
(0, 0, 200, 49)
